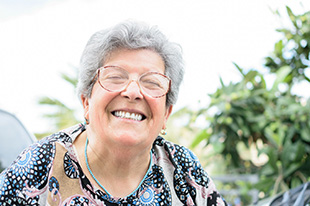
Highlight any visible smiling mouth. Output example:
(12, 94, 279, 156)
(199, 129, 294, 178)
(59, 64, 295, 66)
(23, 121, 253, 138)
(112, 111, 146, 121)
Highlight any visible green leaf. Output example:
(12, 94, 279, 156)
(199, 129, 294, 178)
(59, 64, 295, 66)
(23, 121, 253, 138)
(61, 73, 78, 87)
(300, 125, 310, 142)
(283, 162, 302, 178)
(286, 6, 298, 28)
(274, 40, 284, 55)
(38, 97, 66, 108)
(270, 66, 291, 93)
(244, 70, 258, 83)
(219, 77, 225, 88)
(233, 62, 245, 76)
(191, 129, 210, 148)
(254, 177, 275, 193)
(291, 177, 303, 189)
(281, 141, 305, 168)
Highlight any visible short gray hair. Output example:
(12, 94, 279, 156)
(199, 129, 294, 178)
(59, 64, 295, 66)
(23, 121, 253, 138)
(77, 21, 184, 106)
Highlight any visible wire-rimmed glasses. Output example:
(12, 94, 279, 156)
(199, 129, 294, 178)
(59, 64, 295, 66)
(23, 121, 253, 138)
(95, 66, 171, 98)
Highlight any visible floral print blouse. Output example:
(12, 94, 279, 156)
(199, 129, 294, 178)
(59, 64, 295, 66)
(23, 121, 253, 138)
(0, 123, 227, 205)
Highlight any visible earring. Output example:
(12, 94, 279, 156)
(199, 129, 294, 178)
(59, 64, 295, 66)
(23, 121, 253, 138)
(160, 128, 167, 135)
(84, 117, 89, 125)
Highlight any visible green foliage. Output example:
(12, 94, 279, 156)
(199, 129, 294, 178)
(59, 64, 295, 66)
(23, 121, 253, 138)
(38, 97, 79, 130)
(193, 65, 310, 199)
(265, 6, 310, 84)
(36, 66, 81, 138)
(186, 5, 310, 201)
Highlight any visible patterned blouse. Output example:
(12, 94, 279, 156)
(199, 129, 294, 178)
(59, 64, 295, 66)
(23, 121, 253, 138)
(0, 123, 227, 205)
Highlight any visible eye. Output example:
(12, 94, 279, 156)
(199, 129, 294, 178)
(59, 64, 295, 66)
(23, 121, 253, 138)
(145, 80, 160, 87)
(106, 74, 125, 80)
(102, 74, 127, 84)
(141, 78, 163, 90)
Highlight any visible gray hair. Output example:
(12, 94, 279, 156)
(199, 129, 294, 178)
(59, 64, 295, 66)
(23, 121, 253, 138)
(77, 21, 184, 106)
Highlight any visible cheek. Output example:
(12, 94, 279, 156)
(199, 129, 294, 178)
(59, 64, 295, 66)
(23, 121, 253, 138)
(89, 98, 108, 115)
(147, 98, 167, 119)
(88, 91, 115, 117)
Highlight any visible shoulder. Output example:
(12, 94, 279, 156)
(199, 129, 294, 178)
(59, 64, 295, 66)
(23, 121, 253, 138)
(0, 123, 84, 205)
(153, 137, 207, 185)
(153, 136, 201, 169)
(48, 123, 86, 146)
(0, 134, 56, 204)
(152, 137, 227, 205)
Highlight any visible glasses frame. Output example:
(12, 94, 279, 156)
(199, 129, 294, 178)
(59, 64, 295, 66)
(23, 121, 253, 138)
(92, 65, 171, 98)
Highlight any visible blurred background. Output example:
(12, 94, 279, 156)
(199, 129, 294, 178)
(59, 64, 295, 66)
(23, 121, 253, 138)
(1, 0, 310, 205)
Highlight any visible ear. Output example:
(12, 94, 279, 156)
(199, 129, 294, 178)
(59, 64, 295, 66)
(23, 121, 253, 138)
(81, 95, 90, 121)
(163, 105, 173, 129)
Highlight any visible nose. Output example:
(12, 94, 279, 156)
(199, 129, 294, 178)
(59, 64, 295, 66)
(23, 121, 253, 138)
(120, 80, 144, 100)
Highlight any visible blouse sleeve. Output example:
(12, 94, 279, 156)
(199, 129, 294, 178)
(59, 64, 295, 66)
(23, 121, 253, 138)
(0, 137, 56, 205)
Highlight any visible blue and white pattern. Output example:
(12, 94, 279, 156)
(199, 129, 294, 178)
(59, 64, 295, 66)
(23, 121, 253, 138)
(64, 152, 80, 179)
(49, 176, 59, 195)
(140, 188, 155, 204)
(0, 139, 55, 205)
(0, 124, 227, 205)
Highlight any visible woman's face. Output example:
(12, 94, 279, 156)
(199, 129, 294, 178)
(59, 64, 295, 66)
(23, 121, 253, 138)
(82, 49, 173, 150)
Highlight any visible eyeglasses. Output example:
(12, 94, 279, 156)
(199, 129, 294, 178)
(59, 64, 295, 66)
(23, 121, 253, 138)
(95, 66, 171, 98)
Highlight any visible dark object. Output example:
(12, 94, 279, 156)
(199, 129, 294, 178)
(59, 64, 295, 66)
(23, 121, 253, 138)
(269, 182, 310, 206)
(0, 109, 36, 171)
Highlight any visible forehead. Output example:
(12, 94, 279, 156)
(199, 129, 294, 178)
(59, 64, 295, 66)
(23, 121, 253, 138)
(103, 48, 165, 74)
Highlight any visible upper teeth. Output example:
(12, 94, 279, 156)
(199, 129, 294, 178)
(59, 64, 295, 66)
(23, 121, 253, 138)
(114, 111, 143, 121)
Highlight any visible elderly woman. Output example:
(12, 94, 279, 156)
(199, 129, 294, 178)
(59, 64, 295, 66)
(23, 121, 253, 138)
(0, 21, 227, 205)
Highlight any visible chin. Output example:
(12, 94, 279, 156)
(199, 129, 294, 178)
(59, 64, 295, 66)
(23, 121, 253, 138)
(112, 133, 148, 147)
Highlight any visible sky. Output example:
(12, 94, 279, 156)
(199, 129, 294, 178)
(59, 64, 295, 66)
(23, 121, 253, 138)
(0, 0, 309, 134)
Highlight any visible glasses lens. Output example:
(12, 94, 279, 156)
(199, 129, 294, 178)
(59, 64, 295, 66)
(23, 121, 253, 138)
(140, 73, 170, 97)
(99, 67, 129, 91)
(98, 66, 170, 98)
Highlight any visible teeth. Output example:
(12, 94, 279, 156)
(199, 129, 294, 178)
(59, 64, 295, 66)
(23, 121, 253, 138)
(114, 111, 143, 121)
(131, 113, 136, 119)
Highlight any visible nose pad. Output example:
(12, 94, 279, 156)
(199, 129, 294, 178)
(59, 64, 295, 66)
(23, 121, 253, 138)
(121, 80, 143, 99)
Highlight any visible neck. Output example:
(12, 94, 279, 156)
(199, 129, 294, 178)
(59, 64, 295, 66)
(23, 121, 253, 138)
(75, 132, 152, 198)
(87, 137, 152, 178)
